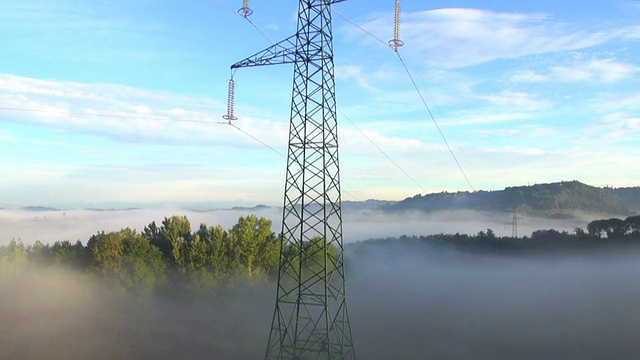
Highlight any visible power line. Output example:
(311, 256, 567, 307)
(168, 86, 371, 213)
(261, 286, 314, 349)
(0, 106, 229, 125)
(330, 6, 476, 191)
(201, 0, 236, 15)
(245, 17, 272, 44)
(338, 108, 429, 194)
(394, 51, 474, 191)
(0, 107, 290, 161)
(5, 4, 463, 201)
(197, 3, 394, 202)
(201, 0, 272, 43)
(230, 122, 362, 201)
(229, 123, 285, 157)
(332, 10, 389, 47)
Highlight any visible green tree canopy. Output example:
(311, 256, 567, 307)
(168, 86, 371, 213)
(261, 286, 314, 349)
(88, 228, 165, 294)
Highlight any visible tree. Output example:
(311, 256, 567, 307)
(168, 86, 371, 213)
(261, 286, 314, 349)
(195, 224, 230, 275)
(0, 239, 29, 282)
(228, 215, 278, 277)
(51, 240, 90, 269)
(28, 240, 52, 267)
(285, 236, 338, 283)
(143, 215, 192, 267)
(587, 218, 625, 239)
(624, 215, 640, 237)
(88, 229, 165, 294)
(121, 233, 166, 294)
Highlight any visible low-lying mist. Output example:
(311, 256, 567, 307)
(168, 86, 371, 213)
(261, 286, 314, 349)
(0, 207, 593, 246)
(4, 239, 640, 359)
(0, 269, 274, 360)
(347, 241, 640, 359)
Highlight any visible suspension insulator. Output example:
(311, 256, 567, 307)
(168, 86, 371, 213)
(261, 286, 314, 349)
(388, 0, 404, 51)
(223, 77, 238, 124)
(238, 0, 253, 18)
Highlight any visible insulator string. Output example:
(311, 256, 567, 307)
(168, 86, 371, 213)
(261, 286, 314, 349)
(238, 0, 253, 17)
(388, 0, 404, 51)
(222, 76, 238, 124)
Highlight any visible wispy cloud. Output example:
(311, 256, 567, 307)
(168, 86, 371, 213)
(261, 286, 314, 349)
(580, 112, 640, 144)
(477, 91, 548, 110)
(590, 92, 640, 113)
(351, 8, 637, 68)
(438, 110, 535, 127)
(474, 127, 557, 139)
(335, 65, 385, 93)
(550, 58, 639, 83)
(509, 71, 550, 83)
(0, 74, 291, 150)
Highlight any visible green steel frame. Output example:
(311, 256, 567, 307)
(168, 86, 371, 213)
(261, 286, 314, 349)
(230, 1, 355, 359)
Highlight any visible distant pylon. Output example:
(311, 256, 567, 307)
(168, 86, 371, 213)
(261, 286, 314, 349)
(511, 206, 518, 238)
(229, 1, 355, 359)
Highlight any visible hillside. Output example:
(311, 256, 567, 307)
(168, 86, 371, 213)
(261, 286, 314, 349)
(609, 187, 640, 213)
(383, 181, 636, 217)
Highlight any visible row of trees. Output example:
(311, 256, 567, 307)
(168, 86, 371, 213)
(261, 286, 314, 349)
(2, 214, 338, 295)
(5, 213, 637, 293)
(364, 216, 640, 253)
(585, 215, 640, 239)
(1, 215, 280, 295)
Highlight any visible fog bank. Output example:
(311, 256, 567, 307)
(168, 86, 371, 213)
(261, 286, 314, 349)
(4, 241, 640, 359)
(347, 241, 640, 359)
(0, 207, 595, 245)
(0, 269, 273, 360)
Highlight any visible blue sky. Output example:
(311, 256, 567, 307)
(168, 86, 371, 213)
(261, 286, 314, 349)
(0, 0, 638, 208)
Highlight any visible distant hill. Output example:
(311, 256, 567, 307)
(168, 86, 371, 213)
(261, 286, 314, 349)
(20, 206, 61, 212)
(383, 181, 637, 217)
(609, 187, 640, 213)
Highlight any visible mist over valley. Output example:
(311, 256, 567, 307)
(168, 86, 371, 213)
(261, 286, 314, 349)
(3, 181, 640, 359)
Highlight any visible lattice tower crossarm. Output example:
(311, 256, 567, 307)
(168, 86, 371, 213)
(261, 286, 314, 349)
(230, 0, 354, 359)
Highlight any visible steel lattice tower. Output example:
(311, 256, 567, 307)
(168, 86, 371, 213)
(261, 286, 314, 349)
(230, 1, 355, 359)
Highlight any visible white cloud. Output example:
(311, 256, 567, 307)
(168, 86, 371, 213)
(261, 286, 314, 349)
(335, 65, 382, 92)
(0, 74, 290, 150)
(477, 91, 548, 110)
(510, 71, 549, 83)
(440, 111, 535, 127)
(474, 127, 557, 138)
(480, 146, 545, 156)
(509, 58, 638, 84)
(581, 112, 640, 143)
(590, 92, 640, 113)
(353, 8, 637, 68)
(551, 59, 639, 83)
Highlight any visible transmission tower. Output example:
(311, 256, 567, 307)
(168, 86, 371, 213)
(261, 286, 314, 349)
(507, 206, 524, 238)
(229, 1, 355, 359)
(511, 206, 518, 238)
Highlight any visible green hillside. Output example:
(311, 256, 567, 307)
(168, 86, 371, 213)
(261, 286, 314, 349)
(385, 181, 635, 217)
(609, 187, 640, 213)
